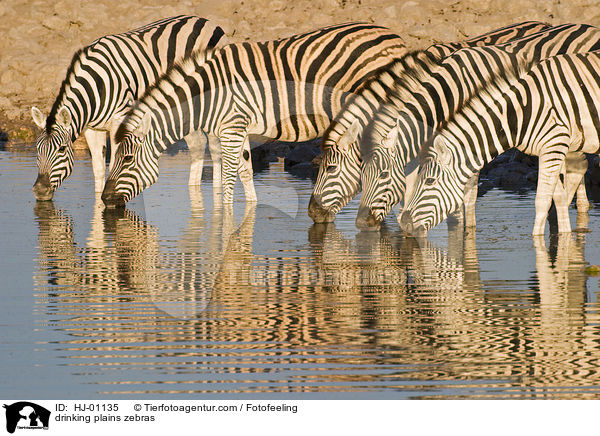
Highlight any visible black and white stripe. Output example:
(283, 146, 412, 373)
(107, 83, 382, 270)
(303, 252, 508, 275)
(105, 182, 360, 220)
(401, 51, 600, 236)
(101, 23, 408, 206)
(308, 21, 551, 223)
(32, 15, 226, 200)
(356, 23, 600, 230)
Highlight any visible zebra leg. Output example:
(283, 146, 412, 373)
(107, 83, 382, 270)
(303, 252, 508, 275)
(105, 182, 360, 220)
(463, 172, 479, 229)
(533, 151, 567, 236)
(185, 130, 208, 186)
(565, 153, 590, 212)
(84, 129, 108, 194)
(565, 153, 590, 232)
(238, 137, 257, 203)
(552, 153, 589, 233)
(575, 182, 590, 212)
(551, 173, 571, 234)
(207, 134, 222, 192)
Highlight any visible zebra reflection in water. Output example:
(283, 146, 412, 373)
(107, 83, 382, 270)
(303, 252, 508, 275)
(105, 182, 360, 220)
(33, 198, 600, 396)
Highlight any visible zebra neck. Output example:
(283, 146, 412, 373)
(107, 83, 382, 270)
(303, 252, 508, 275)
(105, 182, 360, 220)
(47, 97, 90, 141)
(324, 94, 375, 150)
(135, 58, 213, 150)
(48, 58, 116, 139)
(445, 85, 520, 171)
(329, 65, 405, 148)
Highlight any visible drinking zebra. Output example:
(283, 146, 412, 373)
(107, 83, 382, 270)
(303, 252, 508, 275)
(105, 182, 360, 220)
(400, 51, 600, 236)
(32, 15, 227, 201)
(100, 22, 407, 207)
(356, 23, 600, 231)
(308, 21, 551, 223)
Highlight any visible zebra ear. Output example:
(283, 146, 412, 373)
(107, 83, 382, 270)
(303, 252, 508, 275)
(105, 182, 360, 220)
(133, 113, 152, 138)
(56, 107, 72, 130)
(31, 107, 46, 130)
(338, 119, 360, 152)
(433, 136, 451, 167)
(381, 126, 398, 154)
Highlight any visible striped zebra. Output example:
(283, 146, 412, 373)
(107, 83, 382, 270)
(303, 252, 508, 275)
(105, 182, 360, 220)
(356, 23, 600, 230)
(308, 21, 551, 223)
(32, 15, 227, 201)
(400, 51, 600, 236)
(100, 23, 407, 207)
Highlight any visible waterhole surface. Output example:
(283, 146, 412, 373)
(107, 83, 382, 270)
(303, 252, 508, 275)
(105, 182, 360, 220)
(2, 148, 600, 399)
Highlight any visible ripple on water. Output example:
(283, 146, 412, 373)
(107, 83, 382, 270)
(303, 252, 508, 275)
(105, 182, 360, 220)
(2, 151, 600, 398)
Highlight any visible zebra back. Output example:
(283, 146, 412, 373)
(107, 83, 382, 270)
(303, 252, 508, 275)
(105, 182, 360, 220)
(427, 21, 550, 57)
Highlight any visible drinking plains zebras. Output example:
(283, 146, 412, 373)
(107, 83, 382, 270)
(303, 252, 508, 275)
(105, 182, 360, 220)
(356, 23, 600, 231)
(400, 51, 600, 236)
(308, 21, 551, 223)
(32, 15, 227, 201)
(100, 22, 407, 207)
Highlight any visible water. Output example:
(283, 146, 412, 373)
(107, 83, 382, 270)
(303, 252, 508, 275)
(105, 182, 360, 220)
(2, 148, 600, 399)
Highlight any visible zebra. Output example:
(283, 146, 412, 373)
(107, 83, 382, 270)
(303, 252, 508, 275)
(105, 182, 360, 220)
(308, 21, 551, 223)
(356, 23, 600, 230)
(32, 15, 227, 201)
(400, 51, 600, 237)
(100, 22, 408, 207)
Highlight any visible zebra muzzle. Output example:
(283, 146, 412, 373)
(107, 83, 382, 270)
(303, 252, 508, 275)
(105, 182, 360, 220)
(101, 180, 126, 208)
(33, 173, 55, 201)
(355, 206, 381, 231)
(399, 211, 426, 237)
(308, 195, 335, 223)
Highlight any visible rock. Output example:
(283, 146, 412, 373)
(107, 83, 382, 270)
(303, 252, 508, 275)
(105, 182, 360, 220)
(383, 5, 396, 18)
(526, 170, 538, 184)
(287, 162, 314, 179)
(270, 142, 291, 158)
(587, 155, 600, 187)
(284, 141, 320, 168)
(584, 265, 600, 276)
(477, 179, 494, 196)
(8, 127, 36, 144)
(500, 170, 527, 188)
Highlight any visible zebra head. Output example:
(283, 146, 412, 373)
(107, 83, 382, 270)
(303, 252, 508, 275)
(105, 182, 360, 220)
(308, 120, 362, 223)
(400, 136, 465, 236)
(31, 107, 74, 201)
(102, 113, 158, 208)
(356, 125, 404, 231)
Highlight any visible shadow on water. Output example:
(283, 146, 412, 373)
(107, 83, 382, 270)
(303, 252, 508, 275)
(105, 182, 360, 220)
(31, 189, 600, 398)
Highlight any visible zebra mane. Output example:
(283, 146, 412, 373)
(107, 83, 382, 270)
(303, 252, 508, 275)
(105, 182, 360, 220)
(115, 47, 215, 143)
(322, 49, 441, 151)
(46, 48, 86, 134)
(419, 49, 536, 161)
(358, 50, 447, 153)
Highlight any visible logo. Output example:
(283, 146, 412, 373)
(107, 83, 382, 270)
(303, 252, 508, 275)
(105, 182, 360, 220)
(3, 402, 50, 434)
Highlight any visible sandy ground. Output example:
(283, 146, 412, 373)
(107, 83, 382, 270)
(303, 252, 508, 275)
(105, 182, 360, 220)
(1, 0, 599, 145)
